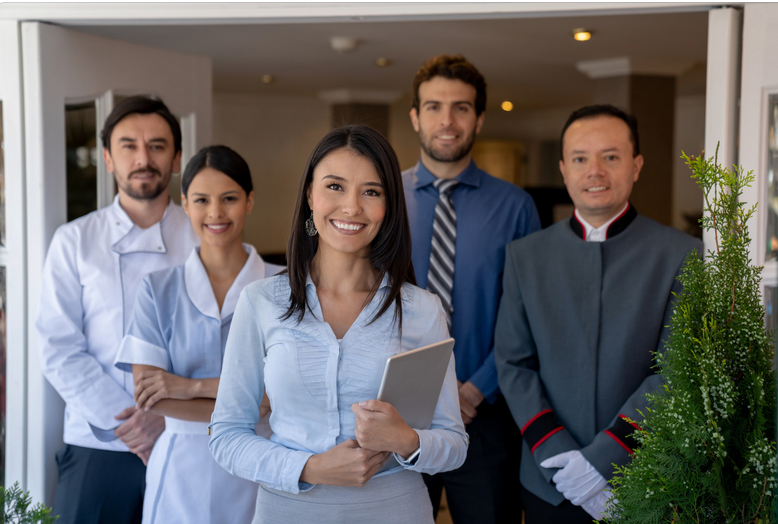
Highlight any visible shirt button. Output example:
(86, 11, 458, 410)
(116, 222, 120, 225)
(157, 246, 162, 250)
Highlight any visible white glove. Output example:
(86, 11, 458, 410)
(540, 450, 607, 505)
(581, 489, 615, 521)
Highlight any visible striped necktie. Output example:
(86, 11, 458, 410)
(427, 178, 459, 327)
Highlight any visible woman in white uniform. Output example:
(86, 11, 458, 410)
(115, 145, 282, 524)
(209, 125, 468, 523)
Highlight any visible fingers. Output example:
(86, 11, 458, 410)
(135, 384, 157, 410)
(114, 406, 136, 422)
(540, 450, 577, 469)
(459, 399, 478, 420)
(142, 390, 169, 411)
(353, 399, 389, 413)
(461, 413, 473, 425)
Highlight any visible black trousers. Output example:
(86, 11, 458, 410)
(423, 397, 522, 524)
(521, 486, 592, 524)
(52, 444, 146, 524)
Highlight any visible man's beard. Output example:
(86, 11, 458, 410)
(116, 166, 171, 201)
(419, 127, 476, 163)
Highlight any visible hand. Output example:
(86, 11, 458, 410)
(351, 400, 419, 458)
(259, 391, 271, 419)
(457, 380, 484, 425)
(540, 450, 607, 505)
(299, 439, 390, 487)
(114, 406, 165, 463)
(135, 369, 197, 411)
(581, 489, 615, 521)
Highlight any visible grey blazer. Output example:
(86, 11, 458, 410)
(494, 210, 703, 505)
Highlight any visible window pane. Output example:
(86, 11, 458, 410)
(1, 101, 5, 246)
(767, 95, 778, 261)
(66, 102, 98, 222)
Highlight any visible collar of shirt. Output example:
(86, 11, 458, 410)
(110, 194, 177, 254)
(411, 159, 482, 190)
(574, 202, 631, 242)
(185, 243, 267, 321)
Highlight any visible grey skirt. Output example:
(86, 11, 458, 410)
(252, 469, 434, 524)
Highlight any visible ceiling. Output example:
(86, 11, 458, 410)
(70, 10, 708, 110)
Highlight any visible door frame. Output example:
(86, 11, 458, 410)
(0, 1, 739, 506)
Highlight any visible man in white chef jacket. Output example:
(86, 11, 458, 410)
(38, 96, 198, 524)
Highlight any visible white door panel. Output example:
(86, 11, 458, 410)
(22, 21, 211, 505)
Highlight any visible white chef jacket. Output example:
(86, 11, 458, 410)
(38, 194, 198, 451)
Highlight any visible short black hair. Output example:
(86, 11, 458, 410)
(100, 96, 182, 153)
(412, 54, 487, 116)
(560, 105, 640, 160)
(182, 145, 253, 196)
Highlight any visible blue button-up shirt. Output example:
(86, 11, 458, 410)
(403, 160, 541, 403)
(208, 274, 468, 494)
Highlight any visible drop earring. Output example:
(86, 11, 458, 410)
(305, 210, 318, 236)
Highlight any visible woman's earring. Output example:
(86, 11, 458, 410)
(305, 211, 318, 236)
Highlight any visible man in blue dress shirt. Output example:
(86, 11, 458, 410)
(402, 54, 541, 523)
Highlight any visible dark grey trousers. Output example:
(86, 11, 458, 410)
(52, 444, 146, 524)
(521, 487, 592, 524)
(423, 397, 523, 524)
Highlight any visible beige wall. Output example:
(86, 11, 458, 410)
(212, 90, 703, 251)
(212, 92, 330, 254)
(672, 94, 705, 232)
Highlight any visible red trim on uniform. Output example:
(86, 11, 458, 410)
(530, 426, 564, 454)
(573, 213, 587, 241)
(521, 409, 553, 434)
(605, 203, 631, 239)
(619, 414, 641, 431)
(604, 429, 634, 455)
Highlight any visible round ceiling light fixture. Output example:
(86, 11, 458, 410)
(501, 101, 514, 112)
(375, 58, 391, 67)
(261, 75, 274, 84)
(572, 29, 592, 41)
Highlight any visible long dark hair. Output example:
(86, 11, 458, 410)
(284, 125, 416, 329)
(182, 145, 253, 196)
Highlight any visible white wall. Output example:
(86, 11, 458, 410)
(212, 93, 330, 254)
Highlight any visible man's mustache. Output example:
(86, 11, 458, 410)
(129, 167, 161, 178)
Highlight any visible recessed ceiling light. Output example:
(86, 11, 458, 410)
(261, 75, 274, 84)
(573, 29, 592, 42)
(501, 101, 514, 112)
(375, 58, 391, 67)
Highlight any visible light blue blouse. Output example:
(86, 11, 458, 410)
(208, 273, 468, 494)
(115, 244, 284, 377)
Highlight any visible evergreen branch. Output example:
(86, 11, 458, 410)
(745, 477, 767, 524)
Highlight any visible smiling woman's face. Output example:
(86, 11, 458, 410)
(182, 167, 253, 249)
(307, 147, 387, 258)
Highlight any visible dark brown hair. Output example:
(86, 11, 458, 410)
(100, 96, 182, 153)
(412, 54, 487, 116)
(284, 125, 416, 328)
(560, 104, 640, 160)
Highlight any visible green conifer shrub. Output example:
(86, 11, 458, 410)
(1, 483, 56, 523)
(605, 148, 776, 524)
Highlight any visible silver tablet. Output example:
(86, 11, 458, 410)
(377, 338, 455, 430)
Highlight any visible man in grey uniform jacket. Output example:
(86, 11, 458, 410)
(494, 105, 703, 523)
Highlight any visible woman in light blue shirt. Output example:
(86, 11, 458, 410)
(209, 125, 468, 523)
(115, 146, 282, 524)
